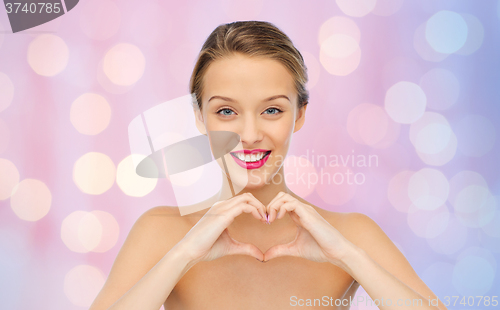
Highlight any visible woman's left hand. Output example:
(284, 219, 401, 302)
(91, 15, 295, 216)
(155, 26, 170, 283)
(264, 192, 357, 268)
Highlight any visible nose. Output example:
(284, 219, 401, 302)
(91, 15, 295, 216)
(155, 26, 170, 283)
(238, 114, 263, 147)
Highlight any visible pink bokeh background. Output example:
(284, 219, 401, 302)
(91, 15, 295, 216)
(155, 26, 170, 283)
(0, 0, 499, 309)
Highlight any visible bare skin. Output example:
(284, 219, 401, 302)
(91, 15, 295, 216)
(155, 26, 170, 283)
(162, 195, 358, 310)
(89, 53, 448, 310)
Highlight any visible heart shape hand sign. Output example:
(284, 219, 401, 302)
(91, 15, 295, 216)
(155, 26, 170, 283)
(181, 191, 356, 266)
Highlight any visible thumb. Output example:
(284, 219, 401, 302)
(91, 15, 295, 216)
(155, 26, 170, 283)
(222, 230, 265, 261)
(263, 241, 297, 262)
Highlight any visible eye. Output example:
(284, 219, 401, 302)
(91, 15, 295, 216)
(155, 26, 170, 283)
(263, 107, 283, 115)
(216, 108, 236, 116)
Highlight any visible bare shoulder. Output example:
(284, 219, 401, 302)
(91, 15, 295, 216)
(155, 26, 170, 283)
(317, 209, 391, 250)
(88, 206, 192, 310)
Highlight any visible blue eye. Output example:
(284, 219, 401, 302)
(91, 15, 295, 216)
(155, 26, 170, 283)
(217, 108, 235, 116)
(264, 107, 283, 115)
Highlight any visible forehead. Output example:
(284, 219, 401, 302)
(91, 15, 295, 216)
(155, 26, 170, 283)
(202, 53, 296, 103)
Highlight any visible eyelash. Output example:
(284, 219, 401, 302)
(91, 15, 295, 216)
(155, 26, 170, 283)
(216, 107, 284, 116)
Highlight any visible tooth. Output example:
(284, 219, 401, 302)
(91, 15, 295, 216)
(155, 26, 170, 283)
(251, 154, 256, 161)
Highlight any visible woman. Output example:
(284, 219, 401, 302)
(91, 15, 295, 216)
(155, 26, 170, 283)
(90, 21, 448, 310)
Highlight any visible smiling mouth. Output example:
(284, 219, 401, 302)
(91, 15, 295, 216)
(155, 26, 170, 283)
(230, 150, 271, 163)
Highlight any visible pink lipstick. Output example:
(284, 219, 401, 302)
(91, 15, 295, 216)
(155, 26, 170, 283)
(230, 149, 271, 169)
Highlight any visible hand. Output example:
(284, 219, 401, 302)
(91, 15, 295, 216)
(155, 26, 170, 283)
(264, 192, 356, 268)
(178, 193, 267, 265)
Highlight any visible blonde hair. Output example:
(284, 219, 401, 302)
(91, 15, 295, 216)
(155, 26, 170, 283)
(189, 20, 309, 111)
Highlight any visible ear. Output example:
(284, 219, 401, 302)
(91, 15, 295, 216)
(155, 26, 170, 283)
(193, 108, 207, 135)
(293, 104, 307, 133)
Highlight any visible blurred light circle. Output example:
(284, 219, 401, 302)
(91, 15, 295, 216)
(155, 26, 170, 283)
(320, 45, 361, 76)
(10, 179, 51, 221)
(413, 22, 449, 62)
(456, 13, 484, 55)
(61, 211, 93, 253)
(425, 10, 468, 54)
(316, 165, 357, 206)
(0, 119, 9, 154)
(116, 154, 157, 197)
(79, 0, 121, 41)
(0, 72, 14, 113)
(422, 262, 455, 299)
(409, 112, 457, 166)
(448, 170, 488, 205)
(27, 34, 69, 76)
(416, 131, 457, 166)
(0, 158, 19, 200)
(78, 212, 103, 251)
(96, 59, 135, 94)
(481, 205, 500, 238)
(480, 232, 500, 253)
(336, 0, 377, 17)
(73, 152, 116, 195)
(385, 81, 426, 124)
(70, 93, 111, 135)
(419, 68, 460, 111)
(318, 16, 360, 46)
(322, 34, 359, 58)
(284, 155, 317, 198)
(455, 114, 496, 157)
(458, 246, 497, 272)
(302, 51, 321, 90)
(407, 203, 450, 238)
(408, 168, 449, 211)
(454, 187, 496, 228)
(414, 123, 452, 154)
(64, 265, 105, 307)
(427, 217, 467, 255)
(452, 255, 494, 295)
(103, 43, 145, 86)
(371, 0, 404, 16)
(220, 0, 264, 20)
(61, 210, 98, 253)
(90, 210, 120, 253)
(347, 103, 389, 146)
(388, 171, 415, 213)
(454, 185, 489, 213)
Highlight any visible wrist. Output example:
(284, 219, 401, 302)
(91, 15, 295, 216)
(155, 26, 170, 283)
(169, 240, 199, 271)
(331, 242, 367, 276)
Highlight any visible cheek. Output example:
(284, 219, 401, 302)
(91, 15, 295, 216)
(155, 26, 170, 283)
(265, 117, 295, 143)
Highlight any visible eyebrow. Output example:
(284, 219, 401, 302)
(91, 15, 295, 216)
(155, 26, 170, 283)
(207, 95, 290, 104)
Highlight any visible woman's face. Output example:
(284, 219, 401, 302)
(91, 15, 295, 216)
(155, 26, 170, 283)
(194, 52, 306, 189)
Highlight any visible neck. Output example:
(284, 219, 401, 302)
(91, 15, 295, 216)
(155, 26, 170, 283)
(216, 165, 297, 229)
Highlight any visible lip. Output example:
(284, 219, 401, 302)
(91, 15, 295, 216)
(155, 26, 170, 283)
(229, 149, 271, 169)
(230, 148, 270, 155)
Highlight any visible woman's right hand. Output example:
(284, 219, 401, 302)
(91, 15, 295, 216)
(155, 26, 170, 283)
(176, 193, 268, 265)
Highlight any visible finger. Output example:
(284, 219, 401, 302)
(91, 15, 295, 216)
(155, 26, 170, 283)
(263, 240, 298, 262)
(225, 231, 265, 261)
(266, 191, 287, 212)
(242, 193, 268, 221)
(216, 193, 267, 222)
(268, 198, 296, 223)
